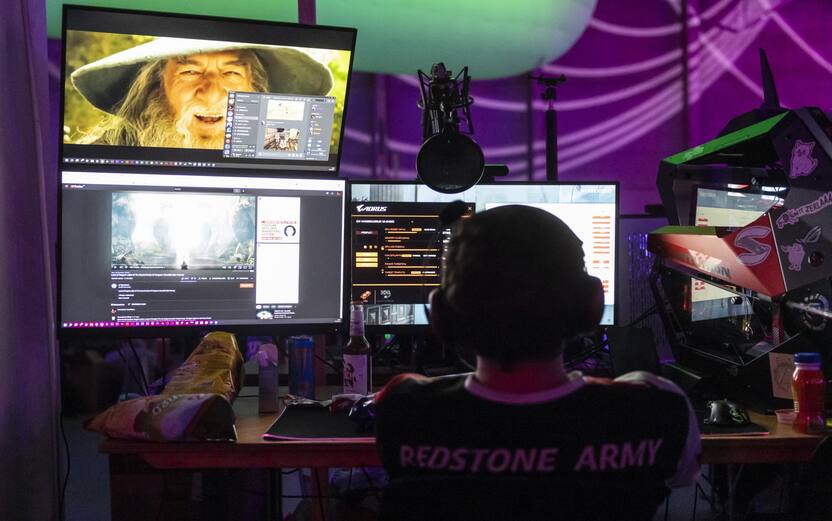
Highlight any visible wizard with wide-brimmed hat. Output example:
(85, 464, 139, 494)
(70, 37, 333, 149)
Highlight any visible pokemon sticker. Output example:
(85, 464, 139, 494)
(790, 140, 819, 179)
(780, 225, 822, 272)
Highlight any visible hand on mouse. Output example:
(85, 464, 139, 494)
(329, 393, 371, 413)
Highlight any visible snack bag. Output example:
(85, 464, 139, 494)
(85, 393, 236, 441)
(161, 331, 245, 402)
(86, 331, 244, 441)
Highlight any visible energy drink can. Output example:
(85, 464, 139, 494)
(288, 335, 315, 399)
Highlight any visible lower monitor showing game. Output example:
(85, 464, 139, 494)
(60, 171, 346, 336)
(350, 182, 618, 328)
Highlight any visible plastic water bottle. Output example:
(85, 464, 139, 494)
(792, 352, 826, 434)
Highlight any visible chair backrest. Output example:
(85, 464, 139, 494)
(379, 474, 668, 521)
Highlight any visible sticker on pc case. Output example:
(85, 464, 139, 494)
(780, 225, 822, 271)
(790, 140, 819, 179)
(796, 293, 830, 332)
(776, 192, 832, 228)
(733, 226, 772, 266)
(769, 353, 795, 400)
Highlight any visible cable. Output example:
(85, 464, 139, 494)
(154, 472, 168, 521)
(272, 336, 342, 375)
(359, 467, 382, 493)
(115, 347, 147, 396)
(691, 481, 698, 521)
(314, 468, 327, 521)
(161, 337, 167, 389)
(127, 338, 150, 395)
(58, 405, 70, 521)
(623, 304, 659, 328)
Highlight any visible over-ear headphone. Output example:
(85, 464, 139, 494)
(430, 272, 604, 345)
(428, 202, 605, 348)
(560, 272, 605, 338)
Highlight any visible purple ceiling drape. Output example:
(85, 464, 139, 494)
(337, 0, 832, 214)
(0, 0, 59, 520)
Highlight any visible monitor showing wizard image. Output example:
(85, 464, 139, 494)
(60, 5, 356, 173)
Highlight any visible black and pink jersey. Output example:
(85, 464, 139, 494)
(374, 371, 700, 488)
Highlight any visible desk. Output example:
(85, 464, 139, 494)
(701, 411, 823, 464)
(100, 404, 824, 521)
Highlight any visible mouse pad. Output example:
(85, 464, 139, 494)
(263, 406, 373, 441)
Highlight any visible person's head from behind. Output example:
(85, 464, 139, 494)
(429, 205, 603, 370)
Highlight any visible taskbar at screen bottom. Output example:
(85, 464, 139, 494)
(62, 319, 220, 328)
(61, 317, 341, 328)
(361, 303, 616, 328)
(59, 317, 343, 338)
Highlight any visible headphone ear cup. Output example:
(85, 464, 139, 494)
(428, 289, 455, 344)
(428, 288, 476, 370)
(561, 274, 605, 337)
(581, 275, 605, 332)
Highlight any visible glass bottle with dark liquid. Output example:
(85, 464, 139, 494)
(343, 303, 372, 395)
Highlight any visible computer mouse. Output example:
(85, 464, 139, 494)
(704, 398, 751, 426)
(348, 396, 376, 432)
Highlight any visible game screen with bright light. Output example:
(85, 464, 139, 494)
(60, 171, 345, 334)
(61, 6, 355, 173)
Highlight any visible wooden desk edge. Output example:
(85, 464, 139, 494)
(100, 411, 826, 469)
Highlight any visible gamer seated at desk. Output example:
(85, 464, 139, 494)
(367, 205, 700, 520)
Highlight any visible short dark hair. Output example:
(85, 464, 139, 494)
(441, 205, 587, 366)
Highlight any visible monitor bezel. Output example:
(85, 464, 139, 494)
(349, 180, 621, 335)
(58, 3, 358, 176)
(57, 171, 350, 340)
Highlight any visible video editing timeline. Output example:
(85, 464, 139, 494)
(351, 202, 474, 306)
(60, 172, 345, 331)
(691, 188, 782, 321)
(351, 183, 618, 327)
(224, 91, 336, 163)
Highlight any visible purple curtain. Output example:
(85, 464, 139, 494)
(0, 0, 59, 520)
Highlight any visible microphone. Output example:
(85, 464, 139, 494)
(439, 200, 470, 227)
(417, 63, 484, 194)
(419, 63, 472, 136)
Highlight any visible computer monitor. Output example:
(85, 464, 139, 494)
(350, 182, 618, 329)
(59, 171, 346, 337)
(60, 5, 356, 174)
(690, 186, 783, 322)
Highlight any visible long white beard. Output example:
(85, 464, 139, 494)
(174, 103, 226, 150)
(137, 97, 225, 150)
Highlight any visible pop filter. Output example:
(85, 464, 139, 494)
(417, 130, 484, 194)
